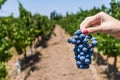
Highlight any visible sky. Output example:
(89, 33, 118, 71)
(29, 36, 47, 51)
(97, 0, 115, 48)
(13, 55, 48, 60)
(0, 0, 111, 17)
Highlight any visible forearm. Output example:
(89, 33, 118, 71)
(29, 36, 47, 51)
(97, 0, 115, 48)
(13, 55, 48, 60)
(109, 20, 120, 39)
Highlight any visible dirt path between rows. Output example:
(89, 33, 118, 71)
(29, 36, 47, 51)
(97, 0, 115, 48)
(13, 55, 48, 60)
(7, 25, 101, 80)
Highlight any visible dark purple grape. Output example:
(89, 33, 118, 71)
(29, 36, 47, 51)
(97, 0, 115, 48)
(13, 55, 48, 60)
(88, 44, 94, 48)
(77, 54, 81, 59)
(89, 48, 94, 53)
(71, 38, 76, 44)
(80, 56, 85, 61)
(74, 35, 79, 40)
(91, 40, 98, 46)
(78, 44, 83, 49)
(76, 61, 82, 65)
(80, 52, 85, 56)
(85, 58, 91, 64)
(74, 44, 78, 48)
(74, 52, 78, 56)
(75, 56, 79, 61)
(86, 35, 92, 39)
(91, 37, 97, 41)
(84, 64, 89, 68)
(67, 38, 72, 43)
(74, 30, 82, 35)
(79, 34, 85, 39)
(77, 48, 81, 52)
(76, 40, 81, 44)
(79, 64, 89, 69)
(79, 65, 83, 68)
(73, 48, 77, 53)
(83, 38, 88, 43)
(82, 47, 88, 53)
(85, 54, 90, 58)
(83, 43, 89, 47)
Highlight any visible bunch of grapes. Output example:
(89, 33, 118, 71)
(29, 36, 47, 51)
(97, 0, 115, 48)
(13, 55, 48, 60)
(67, 30, 97, 69)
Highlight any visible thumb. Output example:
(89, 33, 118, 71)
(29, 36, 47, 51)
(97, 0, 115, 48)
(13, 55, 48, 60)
(83, 26, 102, 34)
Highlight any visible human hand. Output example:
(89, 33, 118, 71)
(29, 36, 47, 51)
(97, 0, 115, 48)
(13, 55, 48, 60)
(80, 12, 120, 39)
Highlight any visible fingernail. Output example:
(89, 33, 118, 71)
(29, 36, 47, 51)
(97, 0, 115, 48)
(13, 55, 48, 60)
(83, 30, 88, 34)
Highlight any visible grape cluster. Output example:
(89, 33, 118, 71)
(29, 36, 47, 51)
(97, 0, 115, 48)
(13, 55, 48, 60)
(67, 30, 97, 69)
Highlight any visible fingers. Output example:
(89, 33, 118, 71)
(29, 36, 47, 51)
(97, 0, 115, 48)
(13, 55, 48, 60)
(84, 26, 102, 34)
(80, 14, 101, 33)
